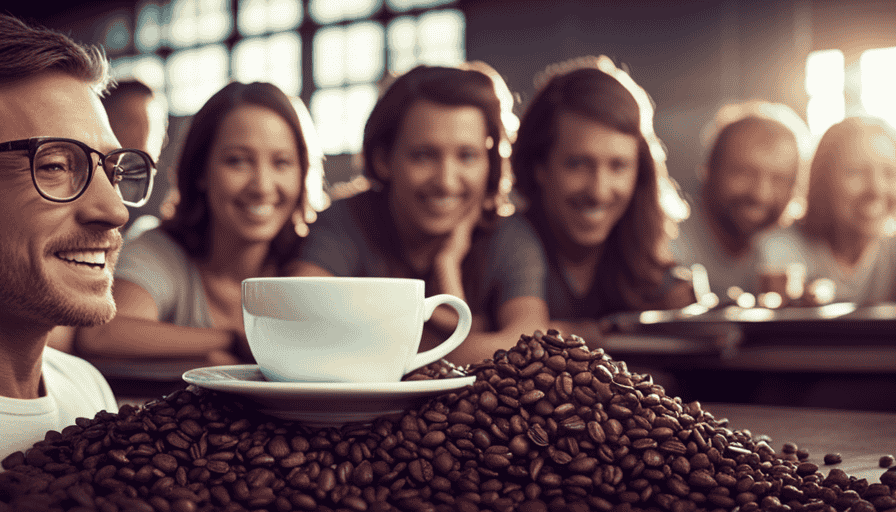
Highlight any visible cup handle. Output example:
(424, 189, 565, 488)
(406, 294, 472, 373)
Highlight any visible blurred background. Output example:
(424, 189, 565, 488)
(6, 0, 896, 220)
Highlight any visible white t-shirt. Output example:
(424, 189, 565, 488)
(0, 347, 117, 459)
(756, 225, 896, 305)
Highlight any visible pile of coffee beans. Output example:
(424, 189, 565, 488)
(3, 330, 896, 512)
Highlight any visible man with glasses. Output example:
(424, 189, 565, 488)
(0, 14, 156, 459)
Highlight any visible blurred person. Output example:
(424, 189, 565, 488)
(290, 64, 549, 366)
(512, 56, 695, 344)
(671, 101, 811, 298)
(0, 14, 155, 457)
(757, 117, 896, 305)
(77, 81, 319, 364)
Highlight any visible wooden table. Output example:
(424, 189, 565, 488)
(704, 403, 896, 483)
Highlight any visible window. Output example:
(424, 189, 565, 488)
(233, 32, 302, 96)
(805, 49, 845, 137)
(860, 47, 896, 130)
(166, 45, 229, 116)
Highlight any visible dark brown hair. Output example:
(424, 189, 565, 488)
(802, 116, 896, 240)
(161, 81, 311, 270)
(513, 59, 673, 310)
(362, 64, 509, 223)
(0, 13, 109, 92)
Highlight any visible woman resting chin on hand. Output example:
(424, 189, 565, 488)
(77, 82, 321, 365)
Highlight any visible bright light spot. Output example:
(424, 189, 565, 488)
(785, 262, 806, 300)
(111, 55, 166, 91)
(344, 84, 378, 153)
(166, 45, 228, 116)
(268, 0, 303, 30)
(311, 0, 380, 24)
(805, 49, 844, 96)
(310, 88, 346, 155)
(726, 286, 744, 301)
(238, 0, 267, 35)
(233, 33, 302, 95)
(313, 27, 345, 87)
(734, 307, 774, 322)
(807, 94, 845, 137)
(807, 278, 836, 305)
(817, 302, 857, 319)
(736, 292, 756, 309)
(698, 292, 719, 309)
(390, 51, 417, 75)
(638, 310, 666, 324)
(758, 292, 783, 309)
(387, 0, 453, 12)
(388, 16, 415, 49)
(345, 22, 384, 83)
(418, 10, 464, 52)
(861, 47, 896, 129)
(680, 303, 710, 316)
(137, 4, 162, 52)
(233, 38, 266, 82)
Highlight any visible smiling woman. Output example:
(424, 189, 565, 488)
(75, 81, 322, 364)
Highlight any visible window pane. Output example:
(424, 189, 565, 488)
(807, 94, 845, 137)
(167, 45, 229, 116)
(268, 32, 302, 95)
(390, 49, 417, 75)
(169, 0, 198, 47)
(104, 15, 131, 52)
(346, 22, 384, 83)
(311, 88, 347, 154)
(860, 47, 896, 127)
(232, 37, 267, 82)
(111, 55, 166, 91)
(313, 27, 346, 87)
(137, 3, 163, 52)
(419, 46, 463, 67)
(311, 0, 381, 24)
(417, 9, 464, 50)
(344, 84, 378, 153)
(268, 0, 303, 31)
(805, 49, 844, 97)
(387, 0, 453, 12)
(237, 0, 267, 35)
(198, 0, 232, 43)
(387, 16, 416, 50)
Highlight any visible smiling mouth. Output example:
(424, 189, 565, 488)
(56, 250, 106, 269)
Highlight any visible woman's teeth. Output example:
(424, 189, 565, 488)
(247, 204, 275, 216)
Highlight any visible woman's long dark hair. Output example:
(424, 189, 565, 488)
(362, 64, 511, 225)
(161, 81, 311, 270)
(513, 57, 674, 311)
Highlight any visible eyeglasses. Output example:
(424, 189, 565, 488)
(0, 137, 157, 207)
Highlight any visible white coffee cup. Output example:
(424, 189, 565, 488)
(242, 277, 472, 383)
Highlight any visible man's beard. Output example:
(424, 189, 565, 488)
(0, 240, 119, 328)
(712, 198, 780, 241)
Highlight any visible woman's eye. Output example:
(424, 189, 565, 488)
(458, 149, 481, 164)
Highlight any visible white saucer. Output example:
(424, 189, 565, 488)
(182, 365, 475, 427)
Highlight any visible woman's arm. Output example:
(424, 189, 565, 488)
(76, 279, 241, 362)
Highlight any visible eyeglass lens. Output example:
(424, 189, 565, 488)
(33, 141, 151, 205)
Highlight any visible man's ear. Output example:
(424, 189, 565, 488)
(372, 147, 391, 182)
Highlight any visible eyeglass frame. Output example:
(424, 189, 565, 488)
(0, 136, 157, 208)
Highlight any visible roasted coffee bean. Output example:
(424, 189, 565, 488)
(824, 453, 842, 465)
(879, 454, 894, 468)
(5, 335, 894, 512)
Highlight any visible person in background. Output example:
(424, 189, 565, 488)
(757, 117, 896, 305)
(76, 81, 319, 364)
(671, 101, 811, 302)
(0, 14, 155, 457)
(290, 64, 549, 366)
(512, 56, 694, 344)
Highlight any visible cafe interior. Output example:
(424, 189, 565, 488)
(3, 1, 896, 509)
